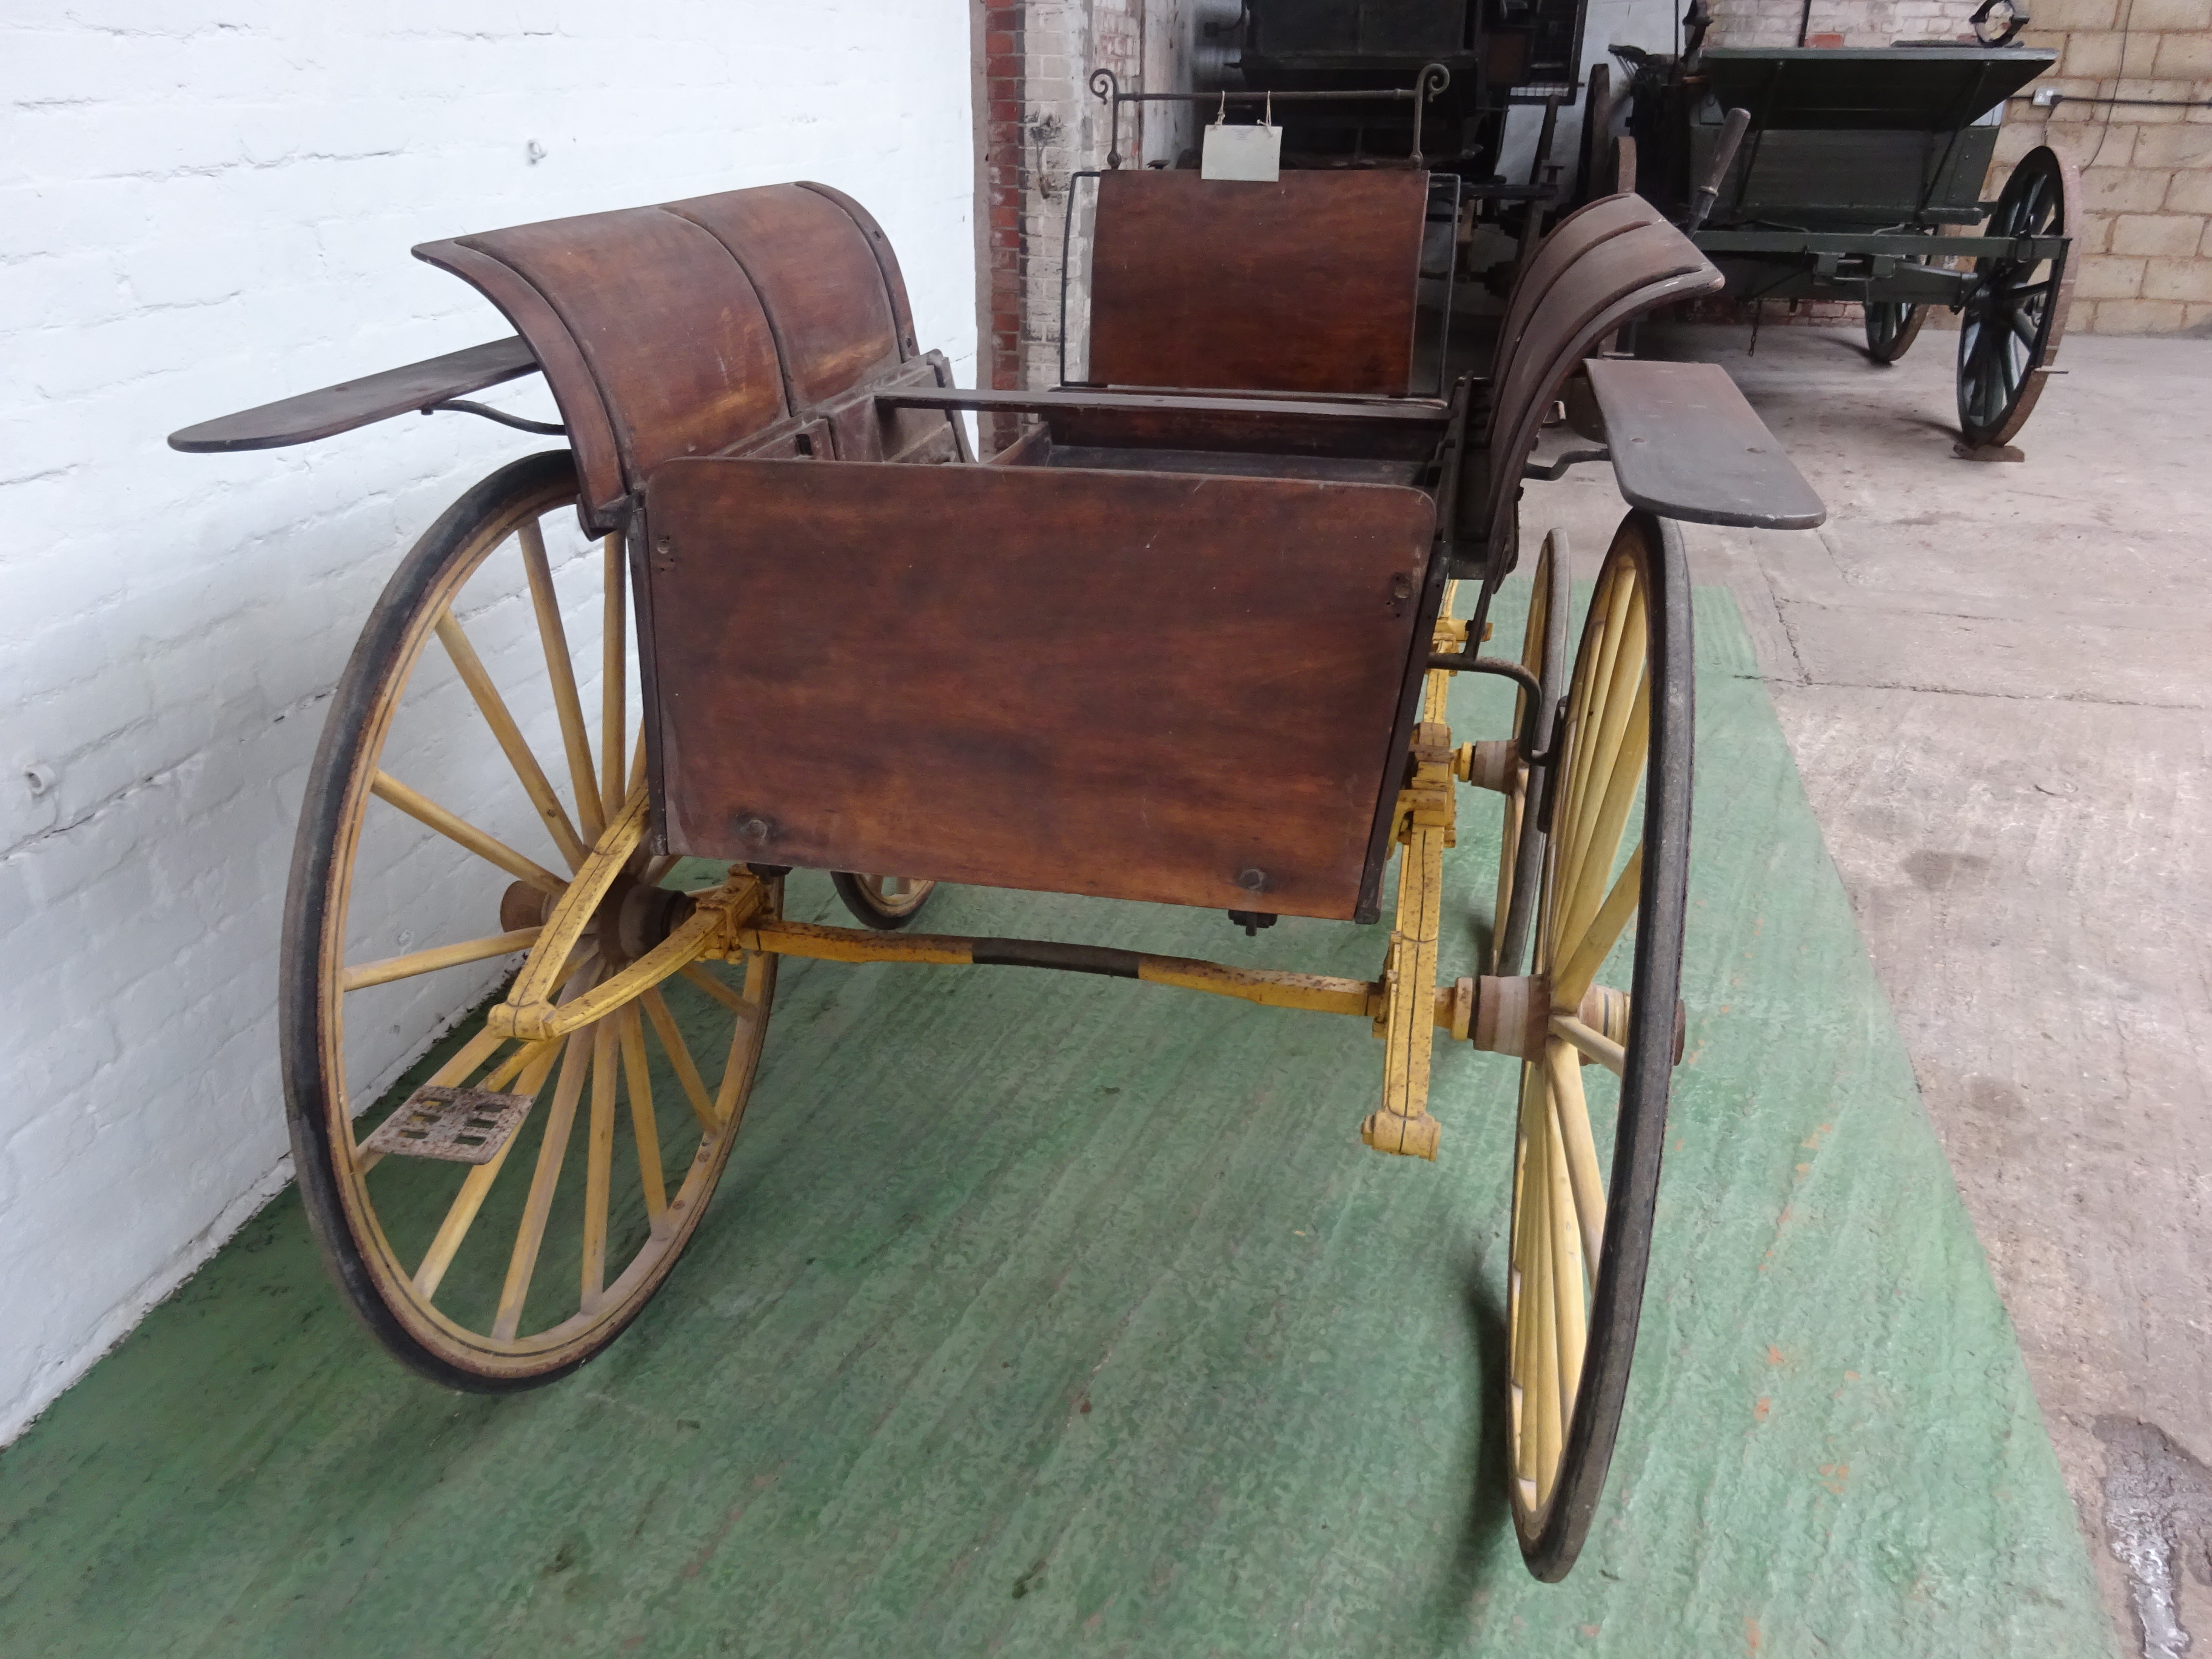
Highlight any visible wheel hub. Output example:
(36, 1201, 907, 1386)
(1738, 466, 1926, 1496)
(497, 871, 694, 968)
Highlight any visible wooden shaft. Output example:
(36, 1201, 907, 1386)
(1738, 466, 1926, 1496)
(369, 772, 566, 898)
(485, 785, 650, 1036)
(501, 902, 722, 1041)
(734, 919, 1377, 1018)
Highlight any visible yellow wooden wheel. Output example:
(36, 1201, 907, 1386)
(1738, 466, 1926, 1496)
(1506, 510, 1692, 1579)
(281, 452, 774, 1390)
(1491, 529, 1571, 976)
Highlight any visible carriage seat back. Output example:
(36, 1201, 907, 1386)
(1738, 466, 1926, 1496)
(415, 183, 961, 537)
(1084, 169, 1432, 396)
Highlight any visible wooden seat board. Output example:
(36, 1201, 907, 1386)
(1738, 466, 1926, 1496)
(1087, 170, 1430, 396)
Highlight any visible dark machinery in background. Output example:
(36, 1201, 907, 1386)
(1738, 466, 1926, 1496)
(1202, 0, 1589, 222)
(1182, 2, 2077, 449)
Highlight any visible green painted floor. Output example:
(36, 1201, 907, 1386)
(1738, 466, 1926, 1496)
(0, 591, 2112, 1658)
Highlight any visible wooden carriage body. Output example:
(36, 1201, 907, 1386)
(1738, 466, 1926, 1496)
(401, 175, 1755, 925)
(164, 155, 1826, 1578)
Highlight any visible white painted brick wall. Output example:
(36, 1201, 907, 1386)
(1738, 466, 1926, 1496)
(0, 0, 977, 1443)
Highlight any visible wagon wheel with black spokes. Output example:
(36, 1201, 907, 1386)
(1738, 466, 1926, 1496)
(1505, 509, 1692, 1581)
(1956, 144, 2079, 448)
(282, 450, 777, 1391)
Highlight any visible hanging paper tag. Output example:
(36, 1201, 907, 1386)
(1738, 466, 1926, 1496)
(1201, 121, 1281, 182)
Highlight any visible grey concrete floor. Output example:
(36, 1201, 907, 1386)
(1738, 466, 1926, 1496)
(1528, 323, 2212, 1657)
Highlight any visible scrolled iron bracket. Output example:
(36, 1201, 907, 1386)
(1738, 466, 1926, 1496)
(1090, 69, 1122, 169)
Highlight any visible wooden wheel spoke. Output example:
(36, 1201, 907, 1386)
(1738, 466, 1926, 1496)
(600, 536, 628, 827)
(1553, 845, 1641, 1009)
(1550, 1012, 1626, 1078)
(1558, 680, 1650, 962)
(492, 1024, 592, 1340)
(518, 518, 605, 844)
(1543, 1060, 1587, 1432)
(411, 1039, 563, 1299)
(370, 771, 567, 897)
(343, 928, 542, 992)
(641, 986, 719, 1132)
(711, 956, 768, 1127)
(434, 609, 589, 871)
(1510, 1067, 1544, 1492)
(618, 1007, 668, 1225)
(679, 961, 757, 1021)
(1561, 591, 1647, 911)
(1528, 1112, 1563, 1506)
(1549, 565, 1638, 952)
(581, 1020, 618, 1312)
(1543, 1039, 1608, 1270)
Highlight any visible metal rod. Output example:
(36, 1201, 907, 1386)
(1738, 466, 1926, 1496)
(1522, 447, 1609, 482)
(1091, 63, 1450, 168)
(732, 919, 1381, 1019)
(1426, 654, 1558, 763)
(420, 400, 566, 435)
(2023, 92, 2212, 109)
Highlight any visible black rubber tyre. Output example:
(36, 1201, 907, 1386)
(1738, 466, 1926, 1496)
(281, 451, 776, 1392)
(831, 871, 939, 931)
(1506, 508, 1692, 1581)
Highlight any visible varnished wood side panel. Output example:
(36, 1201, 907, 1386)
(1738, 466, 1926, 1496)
(412, 240, 629, 532)
(1088, 169, 1429, 395)
(668, 186, 902, 409)
(641, 460, 1436, 919)
(455, 207, 788, 478)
